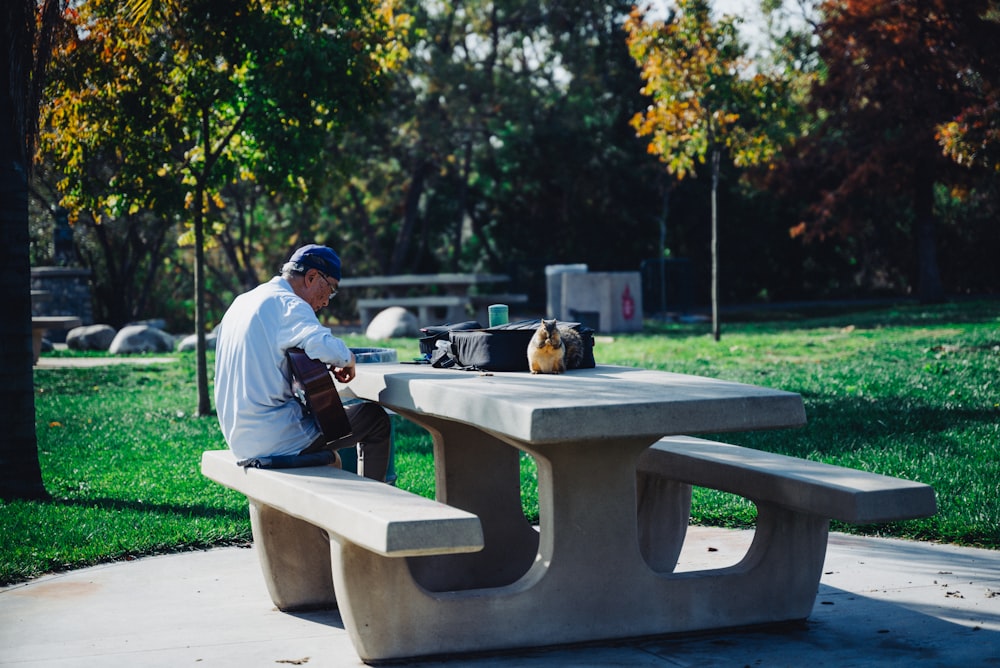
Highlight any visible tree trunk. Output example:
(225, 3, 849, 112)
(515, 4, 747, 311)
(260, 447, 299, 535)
(913, 169, 944, 303)
(1, 0, 49, 500)
(390, 158, 430, 275)
(194, 187, 211, 416)
(710, 147, 721, 342)
(0, 157, 48, 500)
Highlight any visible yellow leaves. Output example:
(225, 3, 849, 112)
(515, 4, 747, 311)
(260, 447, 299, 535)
(718, 111, 740, 126)
(178, 220, 221, 249)
(935, 119, 983, 168)
(626, 0, 785, 177)
(949, 185, 970, 202)
(183, 145, 204, 165)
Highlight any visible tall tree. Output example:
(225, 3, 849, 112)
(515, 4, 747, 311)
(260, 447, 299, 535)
(1, 0, 65, 500)
(780, 0, 1000, 301)
(626, 0, 798, 340)
(39, 5, 187, 327)
(39, 0, 411, 415)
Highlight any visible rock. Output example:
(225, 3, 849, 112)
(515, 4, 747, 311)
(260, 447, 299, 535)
(108, 325, 175, 354)
(365, 307, 420, 340)
(66, 324, 117, 351)
(177, 331, 217, 352)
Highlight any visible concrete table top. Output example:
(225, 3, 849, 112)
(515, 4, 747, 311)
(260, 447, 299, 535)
(343, 363, 807, 443)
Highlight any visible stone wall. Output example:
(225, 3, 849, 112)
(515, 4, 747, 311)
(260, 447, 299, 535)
(31, 267, 94, 341)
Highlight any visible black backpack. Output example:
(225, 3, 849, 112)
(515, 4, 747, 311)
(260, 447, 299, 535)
(420, 319, 596, 372)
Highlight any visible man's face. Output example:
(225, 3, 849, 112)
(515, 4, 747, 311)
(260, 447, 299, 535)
(305, 269, 339, 313)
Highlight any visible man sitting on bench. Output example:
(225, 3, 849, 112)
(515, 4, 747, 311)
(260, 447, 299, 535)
(214, 243, 392, 481)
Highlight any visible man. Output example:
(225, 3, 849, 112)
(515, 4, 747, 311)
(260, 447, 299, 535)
(214, 244, 391, 481)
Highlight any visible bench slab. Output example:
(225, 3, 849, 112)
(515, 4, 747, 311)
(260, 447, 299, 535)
(357, 296, 467, 308)
(638, 435, 937, 524)
(201, 450, 483, 557)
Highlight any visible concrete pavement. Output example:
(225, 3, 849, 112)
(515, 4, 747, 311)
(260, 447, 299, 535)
(3, 527, 999, 667)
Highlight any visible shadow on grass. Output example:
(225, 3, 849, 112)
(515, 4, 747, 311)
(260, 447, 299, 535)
(644, 298, 1000, 336)
(709, 395, 998, 464)
(46, 495, 247, 522)
(796, 394, 998, 440)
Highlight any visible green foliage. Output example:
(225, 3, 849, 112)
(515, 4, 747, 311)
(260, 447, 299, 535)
(28, 0, 1000, 334)
(37, 0, 411, 331)
(625, 0, 799, 178)
(320, 0, 668, 295)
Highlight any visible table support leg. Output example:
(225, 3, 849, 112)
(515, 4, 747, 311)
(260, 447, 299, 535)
(399, 413, 539, 591)
(637, 471, 693, 572)
(248, 501, 337, 612)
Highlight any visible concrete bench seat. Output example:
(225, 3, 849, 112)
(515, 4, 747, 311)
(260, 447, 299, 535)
(200, 449, 483, 611)
(639, 435, 937, 524)
(469, 293, 529, 324)
(635, 434, 937, 582)
(357, 295, 467, 329)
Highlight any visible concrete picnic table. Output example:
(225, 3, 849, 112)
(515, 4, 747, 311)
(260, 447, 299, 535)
(339, 272, 510, 292)
(331, 363, 811, 661)
(339, 273, 511, 327)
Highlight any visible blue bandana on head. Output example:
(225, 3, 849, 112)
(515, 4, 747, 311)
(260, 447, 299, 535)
(288, 244, 341, 281)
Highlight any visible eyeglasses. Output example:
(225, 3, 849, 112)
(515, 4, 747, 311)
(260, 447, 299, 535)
(317, 273, 339, 298)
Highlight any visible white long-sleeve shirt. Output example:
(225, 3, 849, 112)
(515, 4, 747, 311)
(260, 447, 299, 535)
(214, 276, 353, 459)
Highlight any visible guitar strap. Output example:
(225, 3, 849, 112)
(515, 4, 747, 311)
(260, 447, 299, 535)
(237, 451, 336, 469)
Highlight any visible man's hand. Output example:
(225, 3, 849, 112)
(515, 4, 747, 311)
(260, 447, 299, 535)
(332, 353, 356, 383)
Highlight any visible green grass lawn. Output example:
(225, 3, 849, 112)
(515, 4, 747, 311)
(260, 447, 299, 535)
(3, 299, 998, 585)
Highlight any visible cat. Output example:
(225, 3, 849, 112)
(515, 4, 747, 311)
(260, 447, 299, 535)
(527, 319, 583, 374)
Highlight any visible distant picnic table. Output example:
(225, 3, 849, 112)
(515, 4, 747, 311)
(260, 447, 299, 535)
(339, 273, 523, 327)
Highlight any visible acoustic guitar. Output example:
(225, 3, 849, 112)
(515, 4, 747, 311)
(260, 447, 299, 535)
(286, 347, 353, 443)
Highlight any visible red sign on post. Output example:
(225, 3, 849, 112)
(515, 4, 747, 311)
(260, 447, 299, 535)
(622, 284, 635, 320)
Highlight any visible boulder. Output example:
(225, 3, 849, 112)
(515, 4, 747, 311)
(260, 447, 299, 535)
(108, 325, 175, 354)
(365, 306, 420, 340)
(177, 331, 217, 353)
(66, 324, 117, 351)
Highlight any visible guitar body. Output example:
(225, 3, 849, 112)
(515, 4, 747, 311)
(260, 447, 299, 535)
(286, 347, 353, 443)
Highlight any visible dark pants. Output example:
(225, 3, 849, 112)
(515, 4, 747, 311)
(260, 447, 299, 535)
(301, 401, 392, 482)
